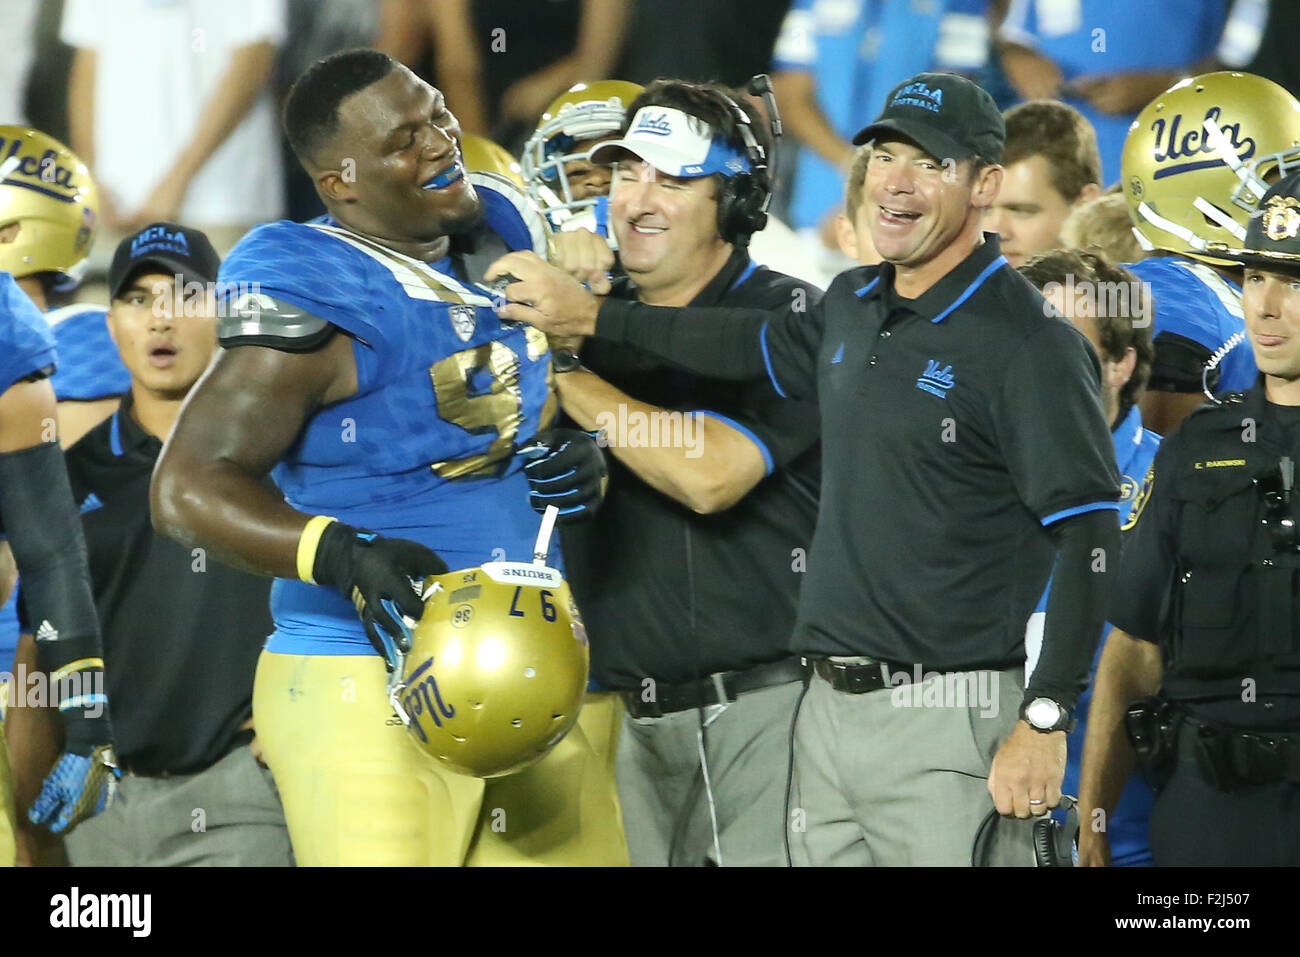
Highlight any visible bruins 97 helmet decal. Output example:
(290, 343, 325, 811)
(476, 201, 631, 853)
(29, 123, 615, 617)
(391, 508, 589, 778)
(1122, 72, 1300, 263)
(0, 126, 99, 286)
(521, 80, 643, 227)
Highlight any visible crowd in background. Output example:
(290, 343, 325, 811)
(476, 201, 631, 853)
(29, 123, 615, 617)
(4, 0, 1297, 278)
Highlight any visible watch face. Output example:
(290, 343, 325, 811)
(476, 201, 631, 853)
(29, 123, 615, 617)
(1026, 698, 1062, 728)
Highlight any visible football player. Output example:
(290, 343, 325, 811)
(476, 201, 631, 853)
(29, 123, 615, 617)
(1122, 72, 1300, 434)
(1, 130, 121, 865)
(151, 49, 621, 866)
(522, 80, 643, 237)
(0, 270, 118, 866)
(0, 126, 130, 448)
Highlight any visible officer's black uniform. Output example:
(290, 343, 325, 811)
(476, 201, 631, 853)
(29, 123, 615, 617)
(1110, 172, 1300, 867)
(1112, 385, 1300, 866)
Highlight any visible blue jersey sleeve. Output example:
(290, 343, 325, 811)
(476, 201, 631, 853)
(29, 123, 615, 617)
(0, 272, 56, 391)
(217, 221, 378, 339)
(47, 305, 130, 401)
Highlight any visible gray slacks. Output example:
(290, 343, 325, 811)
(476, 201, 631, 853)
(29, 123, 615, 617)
(65, 744, 293, 866)
(791, 664, 1036, 866)
(616, 680, 803, 866)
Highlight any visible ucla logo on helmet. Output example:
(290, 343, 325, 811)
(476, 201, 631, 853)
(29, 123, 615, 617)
(1148, 106, 1256, 180)
(0, 137, 80, 200)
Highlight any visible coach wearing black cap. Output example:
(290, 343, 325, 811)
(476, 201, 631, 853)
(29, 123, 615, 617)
(1079, 172, 1300, 867)
(489, 72, 1122, 865)
(13, 223, 292, 865)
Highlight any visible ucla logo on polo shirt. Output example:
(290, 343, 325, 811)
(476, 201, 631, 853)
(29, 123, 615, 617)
(892, 82, 944, 114)
(1149, 105, 1255, 180)
(634, 112, 674, 136)
(916, 359, 955, 398)
(130, 224, 190, 259)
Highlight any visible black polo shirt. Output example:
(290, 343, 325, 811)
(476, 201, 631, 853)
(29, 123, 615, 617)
(563, 249, 822, 689)
(597, 234, 1120, 673)
(58, 395, 271, 773)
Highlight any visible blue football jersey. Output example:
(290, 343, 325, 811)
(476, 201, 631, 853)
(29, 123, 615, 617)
(0, 271, 56, 391)
(1029, 403, 1160, 866)
(46, 303, 130, 401)
(1126, 256, 1254, 395)
(217, 179, 557, 655)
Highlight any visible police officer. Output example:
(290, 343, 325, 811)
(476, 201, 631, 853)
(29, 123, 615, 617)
(1079, 171, 1300, 867)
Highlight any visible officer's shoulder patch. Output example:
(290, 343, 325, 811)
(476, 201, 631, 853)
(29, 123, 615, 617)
(1122, 462, 1156, 531)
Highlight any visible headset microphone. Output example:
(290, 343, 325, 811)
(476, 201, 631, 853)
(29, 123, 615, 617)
(746, 74, 782, 218)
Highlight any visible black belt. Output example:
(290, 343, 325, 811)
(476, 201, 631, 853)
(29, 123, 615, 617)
(1175, 714, 1300, 789)
(121, 728, 256, 779)
(812, 657, 916, 694)
(621, 657, 810, 718)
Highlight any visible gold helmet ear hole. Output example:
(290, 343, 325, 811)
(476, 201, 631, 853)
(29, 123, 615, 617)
(511, 718, 523, 727)
(469, 700, 483, 710)
(551, 713, 565, 721)
(451, 734, 466, 743)
(524, 667, 536, 678)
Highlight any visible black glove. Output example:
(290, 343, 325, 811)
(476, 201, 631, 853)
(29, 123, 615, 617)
(311, 522, 448, 670)
(517, 428, 609, 524)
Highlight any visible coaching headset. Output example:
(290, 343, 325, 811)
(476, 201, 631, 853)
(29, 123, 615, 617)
(714, 75, 781, 245)
(971, 794, 1080, 867)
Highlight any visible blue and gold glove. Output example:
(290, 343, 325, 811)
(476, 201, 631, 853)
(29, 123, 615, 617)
(518, 429, 608, 524)
(28, 640, 120, 834)
(300, 517, 448, 672)
(29, 744, 119, 834)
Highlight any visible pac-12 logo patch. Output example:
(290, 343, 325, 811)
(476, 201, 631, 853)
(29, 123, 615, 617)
(449, 304, 477, 341)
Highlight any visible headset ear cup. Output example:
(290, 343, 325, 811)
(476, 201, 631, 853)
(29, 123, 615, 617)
(717, 172, 767, 244)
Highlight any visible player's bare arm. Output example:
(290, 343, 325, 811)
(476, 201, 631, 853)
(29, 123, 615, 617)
(1076, 629, 1163, 866)
(151, 333, 356, 577)
(1139, 390, 1207, 438)
(556, 368, 765, 514)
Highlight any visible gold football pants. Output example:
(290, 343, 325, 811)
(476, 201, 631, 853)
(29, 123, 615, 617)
(253, 652, 627, 866)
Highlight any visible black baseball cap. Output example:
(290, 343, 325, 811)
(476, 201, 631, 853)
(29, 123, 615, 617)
(108, 222, 221, 300)
(1197, 170, 1300, 274)
(852, 72, 1005, 165)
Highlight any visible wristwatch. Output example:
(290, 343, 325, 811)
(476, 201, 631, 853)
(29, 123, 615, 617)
(1020, 697, 1076, 733)
(551, 347, 581, 373)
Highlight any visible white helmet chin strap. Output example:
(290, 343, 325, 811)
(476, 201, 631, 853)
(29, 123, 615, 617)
(1137, 201, 1210, 249)
(1194, 196, 1247, 241)
(532, 504, 560, 566)
(1202, 117, 1270, 206)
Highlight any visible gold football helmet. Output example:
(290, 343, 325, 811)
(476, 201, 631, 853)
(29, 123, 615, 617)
(460, 134, 525, 188)
(1122, 72, 1300, 263)
(521, 80, 643, 225)
(0, 126, 98, 285)
(394, 559, 589, 778)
